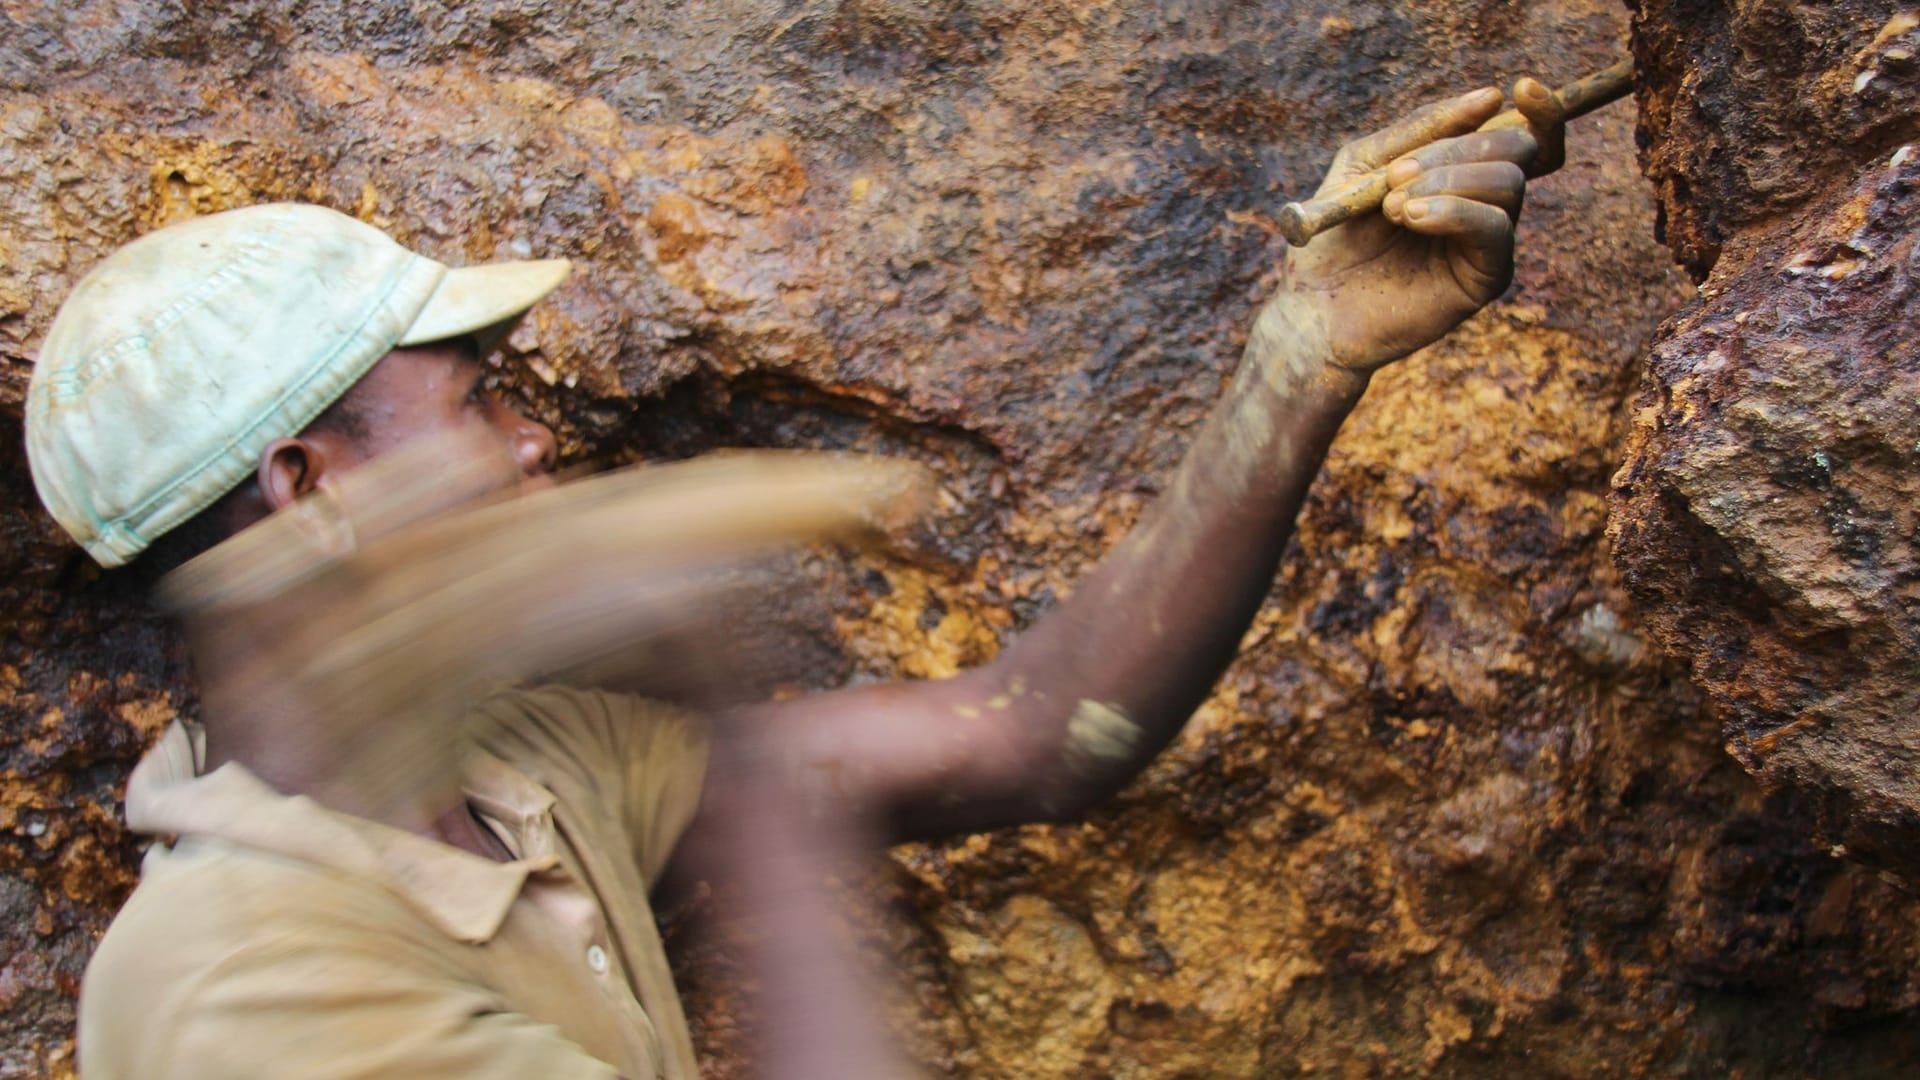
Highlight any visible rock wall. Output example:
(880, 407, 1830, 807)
(1614, 2, 1920, 878)
(3, 1, 1918, 1076)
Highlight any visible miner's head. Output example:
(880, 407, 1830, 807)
(24, 203, 563, 575)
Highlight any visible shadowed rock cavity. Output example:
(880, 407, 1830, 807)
(5, 1, 1920, 1076)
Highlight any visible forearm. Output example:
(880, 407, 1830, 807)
(694, 725, 907, 1080)
(887, 298, 1366, 833)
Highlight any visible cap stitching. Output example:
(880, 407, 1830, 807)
(109, 250, 440, 537)
(50, 210, 296, 399)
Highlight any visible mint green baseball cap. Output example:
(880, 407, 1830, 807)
(25, 203, 570, 567)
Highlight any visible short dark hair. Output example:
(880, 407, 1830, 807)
(307, 388, 370, 441)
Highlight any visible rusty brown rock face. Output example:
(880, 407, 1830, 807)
(4, 1, 1920, 1077)
(1626, 1, 1918, 280)
(1615, 1, 1920, 879)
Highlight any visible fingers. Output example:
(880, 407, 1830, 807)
(1324, 86, 1504, 182)
(1393, 195, 1516, 284)
(1394, 194, 1510, 242)
(1512, 77, 1567, 177)
(1383, 162, 1525, 224)
(1384, 126, 1538, 185)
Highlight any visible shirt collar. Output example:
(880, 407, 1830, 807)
(125, 720, 558, 944)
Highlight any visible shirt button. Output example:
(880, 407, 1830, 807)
(586, 944, 609, 975)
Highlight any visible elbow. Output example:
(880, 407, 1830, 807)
(1005, 699, 1152, 824)
(1051, 696, 1152, 810)
(932, 721, 1116, 831)
(996, 692, 1162, 823)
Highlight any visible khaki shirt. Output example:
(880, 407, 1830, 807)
(78, 686, 709, 1080)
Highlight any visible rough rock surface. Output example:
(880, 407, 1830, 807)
(3, 1, 1919, 1077)
(1614, 1, 1920, 877)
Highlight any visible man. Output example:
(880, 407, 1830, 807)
(30, 84, 1562, 1078)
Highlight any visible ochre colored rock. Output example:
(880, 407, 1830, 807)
(1615, 1, 1920, 878)
(4, 2, 1919, 1077)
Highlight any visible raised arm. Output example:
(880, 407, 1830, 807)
(744, 83, 1566, 843)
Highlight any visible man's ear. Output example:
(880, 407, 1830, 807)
(256, 437, 329, 512)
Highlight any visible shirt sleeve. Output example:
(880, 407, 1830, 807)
(468, 685, 710, 885)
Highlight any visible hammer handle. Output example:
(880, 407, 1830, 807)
(1276, 59, 1634, 247)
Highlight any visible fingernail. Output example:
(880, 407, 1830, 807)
(1387, 160, 1420, 186)
(1404, 199, 1430, 220)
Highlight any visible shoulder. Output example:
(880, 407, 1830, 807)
(95, 835, 445, 951)
(80, 841, 459, 1079)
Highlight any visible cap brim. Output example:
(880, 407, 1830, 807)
(396, 258, 572, 348)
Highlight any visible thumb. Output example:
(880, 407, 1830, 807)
(1512, 77, 1567, 178)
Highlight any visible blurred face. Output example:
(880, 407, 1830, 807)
(318, 338, 559, 485)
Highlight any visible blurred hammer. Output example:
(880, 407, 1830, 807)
(160, 431, 932, 817)
(1277, 59, 1635, 247)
